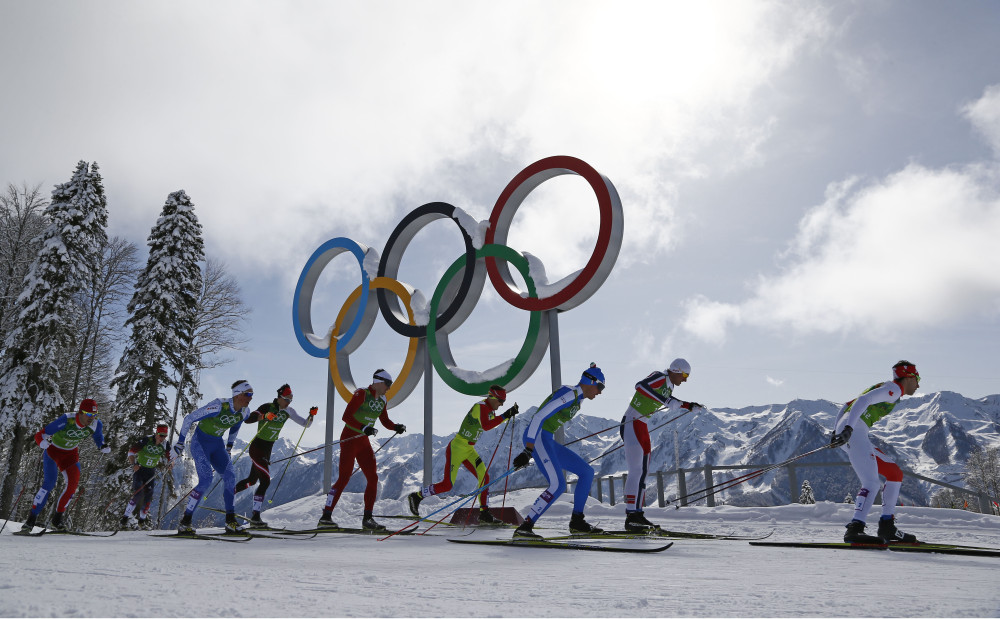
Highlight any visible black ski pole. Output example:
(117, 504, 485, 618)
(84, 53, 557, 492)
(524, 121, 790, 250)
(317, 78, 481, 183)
(671, 443, 835, 507)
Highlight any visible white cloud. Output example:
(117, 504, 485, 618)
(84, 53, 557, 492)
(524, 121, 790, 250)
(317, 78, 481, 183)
(682, 159, 1000, 342)
(0, 1, 833, 285)
(766, 376, 785, 387)
(963, 84, 1000, 157)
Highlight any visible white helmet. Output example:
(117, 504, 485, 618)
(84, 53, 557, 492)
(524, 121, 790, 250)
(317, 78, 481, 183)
(667, 358, 691, 376)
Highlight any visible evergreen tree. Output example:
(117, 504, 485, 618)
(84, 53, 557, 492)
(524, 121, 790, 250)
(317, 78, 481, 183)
(0, 162, 108, 515)
(798, 479, 816, 504)
(110, 190, 204, 445)
(844, 494, 854, 504)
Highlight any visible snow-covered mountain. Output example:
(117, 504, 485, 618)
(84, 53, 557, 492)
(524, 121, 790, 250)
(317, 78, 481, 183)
(181, 390, 1000, 525)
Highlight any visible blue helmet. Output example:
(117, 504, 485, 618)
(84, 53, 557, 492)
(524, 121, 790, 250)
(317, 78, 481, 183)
(579, 363, 605, 389)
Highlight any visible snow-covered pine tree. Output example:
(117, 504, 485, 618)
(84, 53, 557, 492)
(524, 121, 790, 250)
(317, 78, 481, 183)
(798, 479, 816, 504)
(0, 161, 109, 516)
(844, 494, 854, 504)
(111, 190, 204, 438)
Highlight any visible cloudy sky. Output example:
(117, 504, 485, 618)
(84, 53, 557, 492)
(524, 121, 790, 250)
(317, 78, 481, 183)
(2, 1, 999, 447)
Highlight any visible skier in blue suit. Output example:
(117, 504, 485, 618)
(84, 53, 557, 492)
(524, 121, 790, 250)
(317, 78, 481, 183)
(511, 363, 606, 538)
(173, 380, 254, 534)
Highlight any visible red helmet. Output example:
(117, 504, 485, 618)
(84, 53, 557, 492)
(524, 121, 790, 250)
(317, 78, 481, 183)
(892, 360, 919, 383)
(156, 424, 169, 436)
(487, 385, 507, 404)
(79, 399, 98, 415)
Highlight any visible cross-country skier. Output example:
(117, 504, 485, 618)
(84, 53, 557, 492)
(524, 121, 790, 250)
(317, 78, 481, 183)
(830, 360, 921, 544)
(234, 384, 317, 528)
(173, 380, 255, 534)
(620, 358, 702, 532)
(120, 423, 172, 529)
(511, 363, 606, 539)
(317, 369, 406, 531)
(16, 399, 110, 534)
(406, 385, 519, 524)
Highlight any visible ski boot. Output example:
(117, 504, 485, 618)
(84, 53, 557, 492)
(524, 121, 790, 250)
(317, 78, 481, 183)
(317, 512, 339, 528)
(224, 513, 245, 535)
(248, 512, 269, 529)
(177, 512, 196, 534)
(50, 511, 68, 532)
(624, 511, 657, 533)
(569, 511, 604, 535)
(877, 515, 917, 543)
(407, 491, 423, 517)
(478, 508, 500, 525)
(513, 519, 542, 539)
(361, 512, 386, 531)
(14, 512, 38, 536)
(136, 517, 148, 530)
(843, 519, 885, 544)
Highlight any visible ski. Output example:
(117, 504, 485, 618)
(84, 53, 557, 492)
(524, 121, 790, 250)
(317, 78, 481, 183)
(373, 514, 517, 529)
(150, 531, 253, 543)
(278, 526, 415, 536)
(547, 528, 773, 541)
(14, 528, 118, 538)
(447, 537, 673, 553)
(250, 531, 317, 540)
(749, 540, 1000, 557)
(40, 529, 119, 538)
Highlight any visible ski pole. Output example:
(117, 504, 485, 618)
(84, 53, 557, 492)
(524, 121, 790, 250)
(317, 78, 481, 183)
(671, 443, 836, 507)
(420, 466, 527, 536)
(502, 418, 515, 510)
(103, 457, 178, 523)
(562, 401, 677, 447)
(270, 432, 368, 465)
(378, 467, 518, 541)
(267, 416, 312, 505)
(458, 417, 512, 526)
(0, 458, 36, 536)
(586, 406, 698, 465)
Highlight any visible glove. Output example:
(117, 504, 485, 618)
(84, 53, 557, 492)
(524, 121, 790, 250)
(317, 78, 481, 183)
(394, 424, 406, 434)
(362, 424, 378, 436)
(173, 442, 185, 457)
(680, 401, 702, 411)
(830, 425, 853, 447)
(226, 444, 234, 454)
(513, 448, 533, 470)
(100, 444, 111, 454)
(308, 406, 319, 416)
(263, 412, 277, 421)
(501, 403, 520, 420)
(39, 436, 51, 451)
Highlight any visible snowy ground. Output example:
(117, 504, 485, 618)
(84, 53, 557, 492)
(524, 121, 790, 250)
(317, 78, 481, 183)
(2, 490, 999, 618)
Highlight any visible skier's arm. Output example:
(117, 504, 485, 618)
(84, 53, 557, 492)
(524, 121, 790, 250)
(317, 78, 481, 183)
(91, 419, 106, 449)
(844, 384, 897, 429)
(479, 403, 504, 432)
(286, 405, 310, 428)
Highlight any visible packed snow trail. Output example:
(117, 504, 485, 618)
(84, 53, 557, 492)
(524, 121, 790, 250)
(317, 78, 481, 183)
(2, 494, 999, 617)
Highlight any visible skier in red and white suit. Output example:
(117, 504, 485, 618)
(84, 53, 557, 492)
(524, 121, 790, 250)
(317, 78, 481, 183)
(620, 358, 701, 532)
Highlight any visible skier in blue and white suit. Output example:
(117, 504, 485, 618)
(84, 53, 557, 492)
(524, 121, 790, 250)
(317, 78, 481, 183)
(172, 379, 254, 534)
(511, 363, 605, 539)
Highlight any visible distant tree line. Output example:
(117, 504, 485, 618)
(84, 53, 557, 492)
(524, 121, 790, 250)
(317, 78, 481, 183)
(0, 162, 248, 529)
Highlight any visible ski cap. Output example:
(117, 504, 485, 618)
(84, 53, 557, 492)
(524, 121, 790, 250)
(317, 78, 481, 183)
(277, 384, 293, 402)
(78, 399, 98, 416)
(892, 360, 919, 384)
(667, 358, 691, 378)
(156, 424, 169, 436)
(580, 363, 605, 391)
(373, 368, 394, 388)
(487, 385, 507, 404)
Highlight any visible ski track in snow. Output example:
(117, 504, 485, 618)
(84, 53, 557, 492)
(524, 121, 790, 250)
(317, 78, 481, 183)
(2, 491, 999, 617)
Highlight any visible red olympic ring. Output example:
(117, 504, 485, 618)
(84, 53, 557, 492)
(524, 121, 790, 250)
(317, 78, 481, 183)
(485, 155, 624, 312)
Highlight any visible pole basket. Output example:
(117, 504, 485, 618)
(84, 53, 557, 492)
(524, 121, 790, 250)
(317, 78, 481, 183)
(451, 506, 524, 526)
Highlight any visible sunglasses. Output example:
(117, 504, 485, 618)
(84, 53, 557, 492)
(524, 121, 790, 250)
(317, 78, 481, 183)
(79, 410, 96, 417)
(241, 391, 254, 399)
(594, 382, 605, 393)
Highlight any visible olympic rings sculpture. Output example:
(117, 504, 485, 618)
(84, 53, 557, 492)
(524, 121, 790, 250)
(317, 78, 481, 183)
(292, 156, 624, 408)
